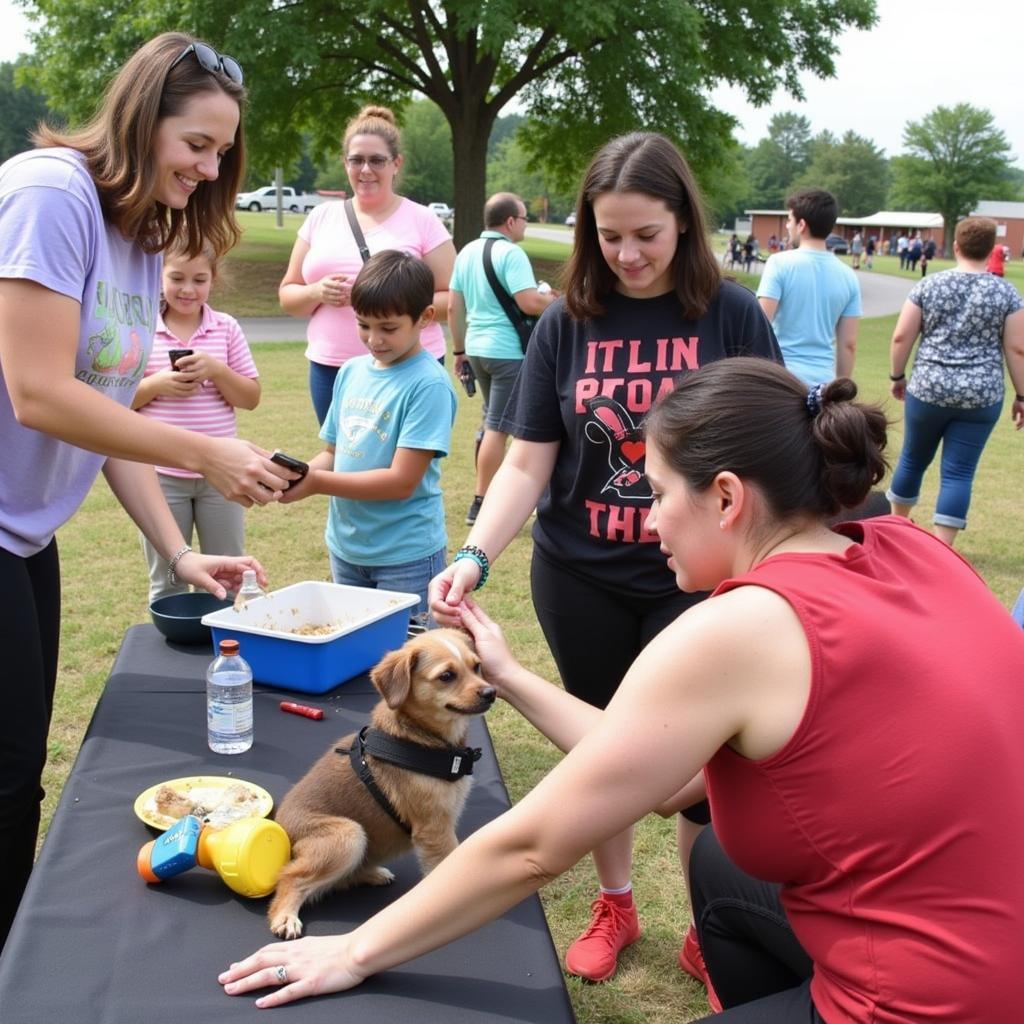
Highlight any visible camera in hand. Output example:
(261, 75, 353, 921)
(168, 348, 193, 370)
(458, 360, 476, 397)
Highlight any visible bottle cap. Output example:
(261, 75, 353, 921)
(218, 639, 240, 655)
(241, 569, 257, 584)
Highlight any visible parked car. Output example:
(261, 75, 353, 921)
(428, 202, 454, 220)
(565, 212, 577, 227)
(825, 233, 849, 255)
(235, 186, 323, 213)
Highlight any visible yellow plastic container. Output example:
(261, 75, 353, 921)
(198, 817, 291, 897)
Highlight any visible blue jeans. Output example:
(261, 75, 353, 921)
(886, 392, 1001, 529)
(328, 547, 447, 627)
(309, 361, 340, 428)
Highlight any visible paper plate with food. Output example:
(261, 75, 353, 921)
(134, 776, 273, 831)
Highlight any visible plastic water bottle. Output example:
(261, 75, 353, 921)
(207, 638, 253, 754)
(233, 569, 265, 612)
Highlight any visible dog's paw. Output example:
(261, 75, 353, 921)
(269, 912, 304, 940)
(367, 866, 395, 886)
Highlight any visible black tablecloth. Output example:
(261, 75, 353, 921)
(0, 625, 575, 1023)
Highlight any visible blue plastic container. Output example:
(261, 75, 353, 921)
(201, 581, 419, 693)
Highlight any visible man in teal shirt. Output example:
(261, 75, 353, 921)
(757, 188, 862, 386)
(449, 192, 556, 524)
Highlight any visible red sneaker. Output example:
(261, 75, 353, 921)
(564, 895, 641, 982)
(679, 925, 723, 1013)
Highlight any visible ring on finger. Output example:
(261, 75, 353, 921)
(275, 964, 288, 984)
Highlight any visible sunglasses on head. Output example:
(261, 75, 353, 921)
(168, 41, 244, 86)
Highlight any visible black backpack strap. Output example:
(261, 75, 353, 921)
(482, 237, 533, 351)
(344, 199, 371, 263)
(361, 727, 481, 781)
(336, 727, 410, 834)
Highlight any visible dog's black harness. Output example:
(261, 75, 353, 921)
(336, 725, 482, 835)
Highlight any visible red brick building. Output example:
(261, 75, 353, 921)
(971, 201, 1024, 260)
(745, 209, 944, 252)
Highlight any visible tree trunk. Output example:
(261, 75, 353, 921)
(449, 109, 495, 249)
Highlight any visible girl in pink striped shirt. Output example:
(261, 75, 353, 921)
(133, 244, 261, 601)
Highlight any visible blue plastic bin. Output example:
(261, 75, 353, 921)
(201, 581, 419, 693)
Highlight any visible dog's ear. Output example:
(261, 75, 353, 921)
(370, 646, 416, 708)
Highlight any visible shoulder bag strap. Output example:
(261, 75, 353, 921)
(344, 198, 371, 263)
(482, 237, 531, 339)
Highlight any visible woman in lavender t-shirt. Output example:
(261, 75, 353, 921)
(0, 33, 292, 950)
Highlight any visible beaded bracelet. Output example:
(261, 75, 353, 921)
(453, 544, 490, 590)
(167, 545, 193, 587)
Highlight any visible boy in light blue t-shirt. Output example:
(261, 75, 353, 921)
(280, 250, 457, 625)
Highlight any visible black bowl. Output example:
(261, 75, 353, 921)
(150, 592, 233, 645)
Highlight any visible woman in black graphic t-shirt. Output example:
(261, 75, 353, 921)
(428, 132, 780, 991)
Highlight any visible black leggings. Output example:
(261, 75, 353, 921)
(0, 541, 60, 954)
(690, 828, 824, 1022)
(530, 548, 701, 708)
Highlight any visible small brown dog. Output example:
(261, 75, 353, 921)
(268, 628, 495, 939)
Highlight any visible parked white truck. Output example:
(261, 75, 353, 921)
(235, 186, 324, 213)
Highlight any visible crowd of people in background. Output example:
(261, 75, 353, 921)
(3, 30, 1024, 1024)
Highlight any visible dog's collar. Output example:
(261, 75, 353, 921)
(360, 725, 482, 781)
(337, 726, 483, 836)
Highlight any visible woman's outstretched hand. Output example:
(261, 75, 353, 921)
(219, 934, 366, 1008)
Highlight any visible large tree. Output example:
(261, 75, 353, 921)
(889, 103, 1013, 254)
(0, 58, 52, 162)
(792, 129, 889, 216)
(23, 0, 876, 246)
(487, 132, 576, 223)
(746, 112, 813, 209)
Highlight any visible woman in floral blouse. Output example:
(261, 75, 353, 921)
(886, 216, 1024, 546)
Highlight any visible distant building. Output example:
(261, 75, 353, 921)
(970, 201, 1024, 259)
(745, 209, 944, 252)
(745, 210, 787, 248)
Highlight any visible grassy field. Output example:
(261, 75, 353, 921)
(37, 221, 1024, 1023)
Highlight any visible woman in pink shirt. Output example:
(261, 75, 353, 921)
(279, 105, 456, 424)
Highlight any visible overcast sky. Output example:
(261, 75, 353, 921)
(1, 0, 1020, 166)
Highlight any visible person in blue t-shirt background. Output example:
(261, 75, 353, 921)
(757, 188, 862, 386)
(280, 250, 457, 626)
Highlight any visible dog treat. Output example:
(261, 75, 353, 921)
(153, 785, 194, 820)
(150, 781, 264, 829)
(289, 623, 338, 636)
(280, 701, 324, 720)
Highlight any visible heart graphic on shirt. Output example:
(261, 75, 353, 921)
(621, 441, 646, 464)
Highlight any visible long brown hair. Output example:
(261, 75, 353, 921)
(34, 32, 246, 257)
(564, 132, 721, 321)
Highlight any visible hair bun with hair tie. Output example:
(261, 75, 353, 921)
(806, 383, 825, 417)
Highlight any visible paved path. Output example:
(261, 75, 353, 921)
(853, 269, 914, 318)
(238, 316, 309, 343)
(723, 255, 911, 317)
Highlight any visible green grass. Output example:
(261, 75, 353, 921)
(39, 233, 1024, 1023)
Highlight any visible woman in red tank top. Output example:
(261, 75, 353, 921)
(222, 359, 1024, 1024)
